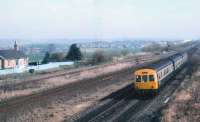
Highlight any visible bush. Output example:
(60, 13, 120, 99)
(91, 50, 107, 65)
(121, 49, 129, 56)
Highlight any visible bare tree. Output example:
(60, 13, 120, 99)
(91, 50, 106, 65)
(50, 52, 66, 62)
(121, 49, 129, 56)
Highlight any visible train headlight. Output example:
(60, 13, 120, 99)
(135, 85, 138, 89)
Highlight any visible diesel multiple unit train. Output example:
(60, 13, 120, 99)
(134, 52, 188, 94)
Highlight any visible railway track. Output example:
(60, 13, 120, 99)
(0, 52, 180, 121)
(0, 67, 133, 112)
(69, 64, 190, 122)
(0, 69, 137, 121)
(69, 84, 135, 122)
(128, 67, 189, 122)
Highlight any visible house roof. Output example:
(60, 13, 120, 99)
(0, 50, 27, 59)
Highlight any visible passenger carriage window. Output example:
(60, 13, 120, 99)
(158, 73, 161, 79)
(136, 75, 141, 82)
(149, 75, 154, 81)
(142, 75, 148, 82)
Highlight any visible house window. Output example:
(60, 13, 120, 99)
(8, 60, 11, 66)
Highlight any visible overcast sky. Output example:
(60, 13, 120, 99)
(0, 0, 200, 39)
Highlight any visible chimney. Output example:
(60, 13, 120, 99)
(14, 41, 18, 51)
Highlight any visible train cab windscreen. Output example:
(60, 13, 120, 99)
(142, 75, 148, 82)
(136, 75, 155, 82)
(149, 75, 155, 82)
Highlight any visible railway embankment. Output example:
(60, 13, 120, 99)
(161, 48, 200, 122)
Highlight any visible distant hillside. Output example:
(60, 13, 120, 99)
(0, 39, 188, 50)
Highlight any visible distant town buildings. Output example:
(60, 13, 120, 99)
(0, 41, 28, 69)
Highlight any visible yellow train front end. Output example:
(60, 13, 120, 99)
(134, 69, 159, 95)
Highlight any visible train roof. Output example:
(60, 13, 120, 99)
(168, 53, 182, 61)
(139, 58, 172, 71)
(137, 52, 187, 72)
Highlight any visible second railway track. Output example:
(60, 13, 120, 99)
(69, 64, 190, 122)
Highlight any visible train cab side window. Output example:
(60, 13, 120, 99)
(136, 75, 141, 82)
(149, 75, 154, 82)
(142, 75, 148, 82)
